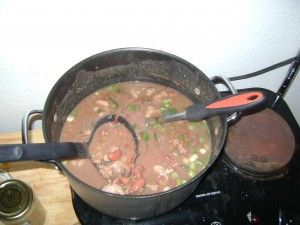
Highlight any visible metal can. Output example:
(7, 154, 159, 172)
(0, 176, 46, 225)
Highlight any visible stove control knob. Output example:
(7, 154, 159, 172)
(247, 211, 261, 224)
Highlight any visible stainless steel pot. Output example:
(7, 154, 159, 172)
(24, 48, 230, 219)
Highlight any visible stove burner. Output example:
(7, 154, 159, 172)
(224, 107, 295, 178)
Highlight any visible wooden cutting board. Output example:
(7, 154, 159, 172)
(0, 130, 80, 225)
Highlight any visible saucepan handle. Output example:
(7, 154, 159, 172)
(21, 110, 59, 165)
(22, 110, 43, 144)
(210, 76, 240, 124)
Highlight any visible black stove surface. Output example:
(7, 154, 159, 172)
(72, 88, 300, 225)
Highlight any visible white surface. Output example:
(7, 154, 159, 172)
(0, 0, 300, 132)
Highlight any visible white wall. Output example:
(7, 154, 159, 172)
(0, 0, 300, 133)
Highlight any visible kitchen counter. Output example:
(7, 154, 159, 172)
(0, 130, 80, 225)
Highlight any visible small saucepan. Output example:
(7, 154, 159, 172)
(20, 48, 265, 219)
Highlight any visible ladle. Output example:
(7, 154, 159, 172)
(0, 114, 139, 163)
(146, 91, 266, 125)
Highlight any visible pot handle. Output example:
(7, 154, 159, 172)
(21, 110, 43, 144)
(210, 76, 240, 124)
(21, 110, 70, 167)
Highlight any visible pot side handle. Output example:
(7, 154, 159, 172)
(22, 110, 43, 144)
(21, 110, 66, 167)
(210, 76, 240, 124)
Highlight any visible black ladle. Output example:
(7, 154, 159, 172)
(0, 114, 139, 163)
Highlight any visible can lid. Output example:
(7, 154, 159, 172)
(0, 179, 33, 220)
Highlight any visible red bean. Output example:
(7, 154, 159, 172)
(133, 167, 142, 179)
(113, 177, 120, 184)
(125, 150, 135, 164)
(130, 178, 146, 193)
(120, 177, 130, 185)
(108, 149, 122, 161)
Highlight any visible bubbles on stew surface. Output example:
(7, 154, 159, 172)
(60, 81, 211, 195)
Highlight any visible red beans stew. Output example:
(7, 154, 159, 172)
(60, 81, 211, 195)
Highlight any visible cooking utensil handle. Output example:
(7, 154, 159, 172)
(186, 91, 266, 122)
(210, 76, 240, 124)
(22, 110, 43, 144)
(0, 142, 85, 162)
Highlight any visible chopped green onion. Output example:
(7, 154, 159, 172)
(188, 121, 200, 130)
(107, 84, 121, 93)
(141, 131, 149, 141)
(108, 97, 119, 110)
(111, 103, 118, 109)
(160, 98, 172, 110)
(188, 170, 196, 178)
(163, 103, 171, 108)
(162, 108, 177, 116)
(178, 134, 185, 141)
(199, 137, 204, 143)
(163, 98, 171, 104)
(206, 154, 211, 163)
(171, 172, 179, 179)
(190, 146, 197, 154)
(153, 124, 162, 128)
(189, 162, 196, 170)
(153, 124, 166, 132)
(160, 106, 168, 111)
(126, 104, 137, 111)
(176, 179, 182, 186)
(196, 159, 203, 166)
(191, 121, 198, 126)
(70, 109, 77, 117)
(200, 121, 207, 127)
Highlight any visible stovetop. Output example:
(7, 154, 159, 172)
(72, 88, 300, 225)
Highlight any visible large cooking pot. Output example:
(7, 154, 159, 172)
(28, 48, 230, 219)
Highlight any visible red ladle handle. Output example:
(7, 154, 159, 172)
(186, 91, 266, 122)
